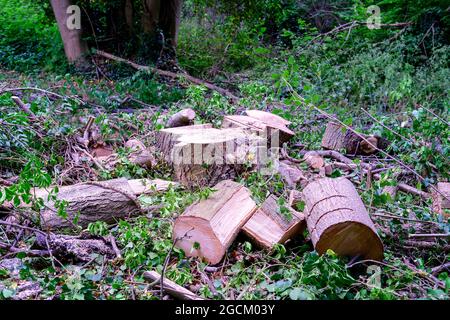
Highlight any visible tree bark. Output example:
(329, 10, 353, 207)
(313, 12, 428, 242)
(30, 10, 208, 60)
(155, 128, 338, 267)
(142, 0, 160, 34)
(50, 0, 88, 64)
(173, 180, 257, 265)
(159, 0, 182, 47)
(302, 177, 384, 261)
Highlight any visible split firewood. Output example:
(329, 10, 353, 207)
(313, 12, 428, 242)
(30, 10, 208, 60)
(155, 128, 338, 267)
(432, 182, 450, 218)
(36, 178, 176, 230)
(242, 195, 306, 249)
(222, 113, 294, 145)
(321, 121, 389, 155)
(156, 126, 263, 188)
(302, 177, 384, 261)
(143, 271, 204, 300)
(173, 180, 257, 264)
(166, 108, 196, 128)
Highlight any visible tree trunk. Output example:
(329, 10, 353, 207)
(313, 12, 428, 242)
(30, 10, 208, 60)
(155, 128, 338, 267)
(159, 0, 182, 47)
(173, 180, 257, 264)
(142, 0, 160, 34)
(302, 177, 384, 261)
(242, 195, 306, 249)
(125, 0, 134, 32)
(50, 0, 88, 64)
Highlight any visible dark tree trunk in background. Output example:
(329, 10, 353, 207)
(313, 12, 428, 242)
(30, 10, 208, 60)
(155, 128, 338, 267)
(125, 0, 134, 31)
(159, 0, 182, 48)
(142, 0, 161, 35)
(50, 0, 88, 64)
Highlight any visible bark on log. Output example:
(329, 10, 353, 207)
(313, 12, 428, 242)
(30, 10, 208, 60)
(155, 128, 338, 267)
(166, 108, 196, 128)
(39, 178, 175, 229)
(242, 195, 306, 249)
(143, 271, 204, 300)
(302, 177, 383, 260)
(173, 180, 257, 264)
(245, 110, 291, 127)
(156, 126, 263, 188)
(321, 122, 382, 155)
(432, 182, 450, 218)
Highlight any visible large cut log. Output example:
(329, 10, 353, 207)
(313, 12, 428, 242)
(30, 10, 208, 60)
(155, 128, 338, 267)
(173, 180, 257, 264)
(245, 110, 291, 127)
(38, 178, 175, 229)
(302, 177, 383, 260)
(432, 182, 450, 219)
(156, 126, 263, 188)
(166, 108, 196, 128)
(242, 195, 306, 249)
(222, 114, 294, 146)
(321, 122, 388, 155)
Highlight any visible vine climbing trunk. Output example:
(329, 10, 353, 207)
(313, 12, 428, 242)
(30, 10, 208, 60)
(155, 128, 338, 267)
(50, 0, 88, 65)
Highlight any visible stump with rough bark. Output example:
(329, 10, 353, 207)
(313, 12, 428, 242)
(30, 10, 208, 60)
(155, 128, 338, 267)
(173, 180, 257, 264)
(242, 195, 306, 249)
(302, 177, 383, 260)
(156, 126, 263, 188)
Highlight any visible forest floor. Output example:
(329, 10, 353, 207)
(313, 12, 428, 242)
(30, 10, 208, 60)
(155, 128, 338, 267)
(0, 39, 449, 300)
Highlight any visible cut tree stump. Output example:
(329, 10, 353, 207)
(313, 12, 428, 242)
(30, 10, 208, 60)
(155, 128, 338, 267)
(321, 122, 386, 155)
(39, 178, 175, 229)
(432, 182, 450, 218)
(166, 108, 196, 128)
(302, 177, 383, 260)
(173, 180, 257, 264)
(242, 195, 306, 249)
(156, 126, 263, 188)
(222, 112, 294, 145)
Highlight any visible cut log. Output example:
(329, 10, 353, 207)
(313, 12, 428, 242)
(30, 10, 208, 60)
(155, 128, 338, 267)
(156, 126, 263, 188)
(38, 178, 174, 229)
(242, 195, 306, 249)
(432, 182, 450, 218)
(222, 113, 294, 145)
(321, 122, 383, 155)
(166, 108, 196, 128)
(173, 180, 257, 264)
(302, 177, 383, 261)
(277, 161, 306, 188)
(143, 271, 204, 300)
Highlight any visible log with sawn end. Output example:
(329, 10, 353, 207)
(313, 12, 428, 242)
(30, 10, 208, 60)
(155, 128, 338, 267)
(173, 180, 257, 265)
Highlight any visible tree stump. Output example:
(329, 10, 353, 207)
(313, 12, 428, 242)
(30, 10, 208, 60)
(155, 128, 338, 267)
(242, 195, 306, 249)
(173, 180, 257, 264)
(302, 177, 383, 260)
(156, 126, 263, 188)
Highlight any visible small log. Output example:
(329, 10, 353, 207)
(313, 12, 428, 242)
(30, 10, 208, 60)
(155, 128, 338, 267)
(302, 177, 383, 261)
(303, 151, 325, 169)
(242, 195, 306, 249)
(39, 178, 174, 229)
(173, 180, 257, 264)
(321, 122, 382, 155)
(166, 108, 196, 128)
(277, 161, 306, 188)
(143, 271, 204, 300)
(431, 182, 450, 218)
(245, 109, 291, 127)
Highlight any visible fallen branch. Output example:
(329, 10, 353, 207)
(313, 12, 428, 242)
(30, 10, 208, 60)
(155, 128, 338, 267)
(95, 50, 240, 103)
(408, 233, 450, 239)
